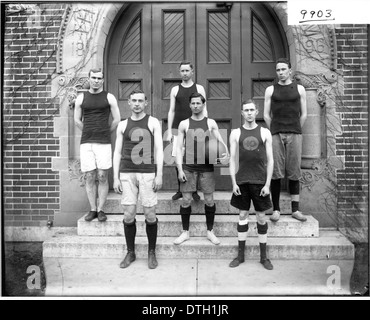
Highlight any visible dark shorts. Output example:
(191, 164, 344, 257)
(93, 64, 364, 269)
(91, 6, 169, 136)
(230, 184, 272, 212)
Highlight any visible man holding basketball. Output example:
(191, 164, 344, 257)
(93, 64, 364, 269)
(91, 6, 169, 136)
(165, 61, 208, 201)
(229, 100, 274, 270)
(174, 93, 229, 245)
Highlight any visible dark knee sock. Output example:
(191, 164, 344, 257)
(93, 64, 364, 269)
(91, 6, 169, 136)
(180, 206, 191, 231)
(257, 222, 268, 261)
(271, 179, 281, 211)
(123, 219, 136, 252)
(289, 180, 300, 212)
(146, 218, 158, 251)
(205, 204, 216, 231)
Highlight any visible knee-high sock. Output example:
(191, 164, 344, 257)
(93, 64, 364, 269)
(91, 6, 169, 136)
(146, 218, 158, 251)
(123, 219, 136, 252)
(289, 179, 300, 212)
(237, 220, 249, 259)
(271, 179, 281, 211)
(180, 206, 191, 231)
(257, 222, 268, 261)
(205, 204, 216, 231)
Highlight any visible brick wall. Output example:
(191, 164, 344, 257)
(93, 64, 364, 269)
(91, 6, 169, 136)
(3, 4, 66, 227)
(335, 25, 369, 242)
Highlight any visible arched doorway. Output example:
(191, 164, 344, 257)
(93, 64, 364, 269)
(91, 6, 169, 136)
(106, 2, 288, 190)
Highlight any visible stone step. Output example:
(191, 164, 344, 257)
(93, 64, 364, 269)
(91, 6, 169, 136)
(78, 214, 319, 238)
(104, 191, 292, 214)
(43, 230, 354, 261)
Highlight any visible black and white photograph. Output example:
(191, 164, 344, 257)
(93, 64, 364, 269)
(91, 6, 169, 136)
(1, 0, 369, 303)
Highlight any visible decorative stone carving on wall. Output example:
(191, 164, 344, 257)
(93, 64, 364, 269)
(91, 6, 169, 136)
(68, 159, 86, 187)
(294, 71, 338, 107)
(300, 159, 335, 191)
(57, 74, 90, 108)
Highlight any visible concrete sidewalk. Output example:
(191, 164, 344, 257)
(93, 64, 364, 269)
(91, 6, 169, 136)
(44, 257, 354, 297)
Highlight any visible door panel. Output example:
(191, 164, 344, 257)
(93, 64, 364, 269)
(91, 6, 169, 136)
(106, 2, 288, 191)
(152, 4, 196, 121)
(196, 3, 242, 129)
(107, 4, 152, 119)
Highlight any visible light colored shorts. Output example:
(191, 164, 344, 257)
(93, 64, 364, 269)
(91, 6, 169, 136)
(120, 172, 158, 207)
(272, 133, 302, 180)
(80, 143, 112, 173)
(180, 170, 215, 194)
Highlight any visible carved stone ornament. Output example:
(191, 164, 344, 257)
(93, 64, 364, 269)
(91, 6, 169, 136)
(293, 71, 338, 107)
(68, 159, 86, 187)
(58, 75, 90, 108)
(299, 159, 335, 191)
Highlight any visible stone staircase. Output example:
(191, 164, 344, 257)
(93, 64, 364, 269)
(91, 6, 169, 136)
(43, 192, 354, 261)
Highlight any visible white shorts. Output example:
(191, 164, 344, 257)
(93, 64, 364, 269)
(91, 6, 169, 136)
(120, 172, 158, 207)
(80, 143, 112, 173)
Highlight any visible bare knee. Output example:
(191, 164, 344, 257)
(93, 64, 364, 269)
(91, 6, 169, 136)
(85, 171, 97, 185)
(239, 211, 249, 221)
(256, 212, 267, 225)
(204, 194, 214, 207)
(123, 206, 136, 224)
(97, 170, 108, 184)
(182, 193, 192, 208)
(144, 207, 157, 223)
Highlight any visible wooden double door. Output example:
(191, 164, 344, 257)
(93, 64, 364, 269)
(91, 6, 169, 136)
(106, 2, 287, 190)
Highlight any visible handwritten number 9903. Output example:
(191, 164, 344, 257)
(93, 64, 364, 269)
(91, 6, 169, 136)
(301, 9, 332, 21)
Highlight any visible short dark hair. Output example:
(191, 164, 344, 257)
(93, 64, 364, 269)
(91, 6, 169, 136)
(89, 68, 104, 78)
(242, 99, 258, 110)
(276, 58, 291, 68)
(129, 89, 147, 100)
(179, 61, 194, 69)
(189, 92, 206, 104)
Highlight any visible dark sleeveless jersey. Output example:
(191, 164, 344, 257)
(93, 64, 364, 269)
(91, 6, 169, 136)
(80, 91, 111, 144)
(172, 83, 198, 130)
(270, 82, 302, 135)
(236, 125, 267, 185)
(183, 117, 214, 173)
(120, 114, 155, 173)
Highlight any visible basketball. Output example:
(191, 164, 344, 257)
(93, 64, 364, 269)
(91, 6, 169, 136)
(205, 139, 228, 165)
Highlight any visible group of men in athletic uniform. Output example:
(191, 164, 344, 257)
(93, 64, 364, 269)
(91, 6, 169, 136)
(74, 58, 307, 271)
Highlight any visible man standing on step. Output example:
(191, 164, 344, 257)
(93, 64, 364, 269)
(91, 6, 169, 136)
(174, 93, 229, 246)
(113, 90, 164, 269)
(74, 68, 121, 223)
(229, 100, 274, 270)
(165, 61, 207, 202)
(264, 58, 307, 223)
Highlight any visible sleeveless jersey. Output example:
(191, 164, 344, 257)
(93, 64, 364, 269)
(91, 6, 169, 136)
(80, 91, 111, 144)
(172, 83, 198, 130)
(120, 114, 155, 173)
(270, 82, 302, 135)
(236, 125, 267, 185)
(183, 117, 214, 173)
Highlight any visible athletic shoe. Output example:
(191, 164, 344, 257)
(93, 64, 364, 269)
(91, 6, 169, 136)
(172, 192, 183, 200)
(292, 211, 307, 222)
(85, 210, 97, 222)
(270, 210, 280, 222)
(173, 230, 190, 245)
(260, 258, 274, 270)
(148, 250, 158, 269)
(229, 255, 245, 268)
(192, 191, 201, 201)
(207, 230, 221, 245)
(120, 251, 136, 269)
(97, 210, 107, 222)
